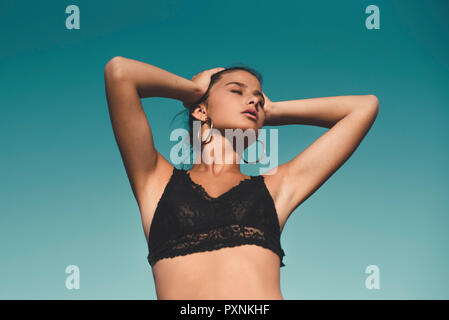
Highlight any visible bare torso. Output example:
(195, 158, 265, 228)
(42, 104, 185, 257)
(136, 159, 290, 300)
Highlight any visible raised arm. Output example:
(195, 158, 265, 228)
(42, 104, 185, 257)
(262, 94, 379, 223)
(104, 56, 202, 200)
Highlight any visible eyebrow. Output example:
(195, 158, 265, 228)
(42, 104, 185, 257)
(224, 81, 265, 104)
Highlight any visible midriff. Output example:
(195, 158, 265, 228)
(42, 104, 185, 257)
(151, 244, 283, 300)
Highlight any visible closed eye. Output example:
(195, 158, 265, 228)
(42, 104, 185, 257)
(231, 90, 264, 109)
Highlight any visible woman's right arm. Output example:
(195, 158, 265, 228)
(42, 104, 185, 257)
(104, 56, 202, 200)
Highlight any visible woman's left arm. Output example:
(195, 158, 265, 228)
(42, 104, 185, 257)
(263, 94, 379, 216)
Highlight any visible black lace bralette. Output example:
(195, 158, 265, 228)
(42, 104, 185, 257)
(147, 166, 286, 268)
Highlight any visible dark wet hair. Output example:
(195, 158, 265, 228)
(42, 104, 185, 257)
(169, 64, 263, 169)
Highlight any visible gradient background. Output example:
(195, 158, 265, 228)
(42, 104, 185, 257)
(1, 0, 448, 299)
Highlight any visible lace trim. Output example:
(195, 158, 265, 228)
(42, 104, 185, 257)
(184, 170, 258, 201)
(148, 224, 285, 267)
(148, 240, 286, 268)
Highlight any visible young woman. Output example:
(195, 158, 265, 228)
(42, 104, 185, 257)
(104, 56, 379, 300)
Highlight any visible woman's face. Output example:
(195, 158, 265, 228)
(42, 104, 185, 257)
(199, 70, 266, 132)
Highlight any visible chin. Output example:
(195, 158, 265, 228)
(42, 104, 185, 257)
(218, 117, 261, 132)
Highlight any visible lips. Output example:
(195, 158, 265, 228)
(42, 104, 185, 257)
(241, 107, 258, 121)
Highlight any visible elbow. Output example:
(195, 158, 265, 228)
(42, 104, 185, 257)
(364, 94, 379, 117)
(352, 95, 379, 122)
(104, 56, 127, 82)
(367, 94, 379, 109)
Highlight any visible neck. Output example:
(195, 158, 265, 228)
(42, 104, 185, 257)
(191, 131, 247, 175)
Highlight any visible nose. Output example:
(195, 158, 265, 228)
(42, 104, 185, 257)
(248, 96, 259, 111)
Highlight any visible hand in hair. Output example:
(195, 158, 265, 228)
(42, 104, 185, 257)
(183, 67, 225, 109)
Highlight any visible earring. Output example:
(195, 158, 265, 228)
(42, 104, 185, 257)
(242, 138, 266, 164)
(198, 117, 213, 144)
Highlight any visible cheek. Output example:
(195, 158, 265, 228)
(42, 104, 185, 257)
(213, 104, 230, 118)
(214, 101, 239, 118)
(208, 103, 231, 124)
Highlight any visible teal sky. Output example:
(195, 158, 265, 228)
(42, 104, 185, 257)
(1, 0, 448, 299)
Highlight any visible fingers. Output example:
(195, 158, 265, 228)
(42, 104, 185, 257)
(196, 67, 225, 76)
(191, 67, 225, 81)
(209, 67, 225, 73)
